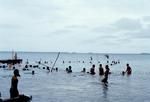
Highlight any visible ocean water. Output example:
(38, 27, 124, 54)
(0, 52, 150, 102)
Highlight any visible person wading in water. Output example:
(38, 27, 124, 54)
(10, 69, 20, 98)
(126, 64, 132, 75)
(102, 65, 110, 85)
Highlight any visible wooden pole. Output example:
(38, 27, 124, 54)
(51, 52, 60, 72)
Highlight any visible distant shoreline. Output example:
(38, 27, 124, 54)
(0, 51, 148, 55)
(140, 53, 150, 55)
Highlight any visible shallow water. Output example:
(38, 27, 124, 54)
(0, 52, 150, 102)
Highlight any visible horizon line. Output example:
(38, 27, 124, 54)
(0, 50, 149, 54)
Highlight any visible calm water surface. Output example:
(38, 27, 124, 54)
(0, 52, 150, 102)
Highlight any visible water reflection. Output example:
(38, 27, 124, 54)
(102, 83, 108, 98)
(100, 82, 110, 102)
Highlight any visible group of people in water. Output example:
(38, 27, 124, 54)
(65, 63, 132, 84)
(88, 64, 110, 84)
(0, 61, 132, 99)
(66, 66, 72, 73)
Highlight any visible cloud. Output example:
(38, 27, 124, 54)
(113, 17, 150, 40)
(112, 18, 142, 31)
(79, 17, 149, 51)
(125, 28, 150, 39)
(0, 0, 150, 53)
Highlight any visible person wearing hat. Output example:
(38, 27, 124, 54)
(10, 69, 20, 98)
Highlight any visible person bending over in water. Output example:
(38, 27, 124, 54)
(90, 64, 96, 75)
(102, 65, 110, 84)
(10, 69, 20, 98)
(126, 64, 132, 75)
(99, 64, 104, 76)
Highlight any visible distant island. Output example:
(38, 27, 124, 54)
(140, 53, 150, 55)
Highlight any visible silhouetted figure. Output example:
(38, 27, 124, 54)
(99, 64, 104, 76)
(90, 64, 96, 75)
(105, 54, 109, 59)
(10, 69, 20, 98)
(68, 66, 72, 73)
(126, 64, 132, 75)
(66, 68, 68, 72)
(25, 65, 28, 68)
(29, 65, 32, 67)
(122, 71, 125, 76)
(47, 67, 50, 71)
(81, 68, 86, 73)
(102, 65, 110, 84)
(13, 67, 15, 69)
(2, 65, 6, 68)
(32, 71, 35, 75)
(56, 67, 58, 72)
(107, 61, 109, 63)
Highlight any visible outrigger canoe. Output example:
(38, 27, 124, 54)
(0, 95, 32, 102)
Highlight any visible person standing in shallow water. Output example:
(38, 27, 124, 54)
(126, 64, 132, 75)
(90, 64, 96, 75)
(102, 65, 110, 84)
(67, 66, 72, 73)
(10, 69, 20, 98)
(99, 64, 104, 76)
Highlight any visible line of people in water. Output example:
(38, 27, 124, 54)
(65, 63, 132, 84)
(88, 64, 111, 84)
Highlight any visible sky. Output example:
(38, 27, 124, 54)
(0, 0, 150, 53)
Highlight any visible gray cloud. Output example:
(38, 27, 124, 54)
(80, 17, 147, 51)
(112, 18, 142, 31)
(0, 0, 150, 53)
(125, 28, 150, 39)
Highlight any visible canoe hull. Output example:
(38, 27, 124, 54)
(2, 95, 32, 102)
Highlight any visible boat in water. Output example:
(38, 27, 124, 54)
(0, 51, 22, 64)
(0, 94, 32, 102)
